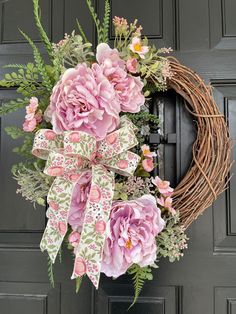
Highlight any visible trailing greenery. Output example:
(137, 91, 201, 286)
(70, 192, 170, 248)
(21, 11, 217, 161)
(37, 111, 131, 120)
(128, 264, 155, 308)
(33, 0, 54, 61)
(5, 126, 26, 139)
(47, 256, 55, 288)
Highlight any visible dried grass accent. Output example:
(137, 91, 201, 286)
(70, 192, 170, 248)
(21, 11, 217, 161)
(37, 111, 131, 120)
(168, 58, 233, 228)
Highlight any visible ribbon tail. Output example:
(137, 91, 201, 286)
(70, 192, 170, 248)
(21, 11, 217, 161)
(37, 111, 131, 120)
(40, 176, 75, 263)
(71, 165, 114, 289)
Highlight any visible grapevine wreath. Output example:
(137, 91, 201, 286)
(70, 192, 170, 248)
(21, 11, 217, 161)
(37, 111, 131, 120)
(0, 0, 232, 306)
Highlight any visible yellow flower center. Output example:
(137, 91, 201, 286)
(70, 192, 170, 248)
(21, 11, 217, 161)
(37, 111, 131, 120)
(125, 239, 133, 249)
(143, 148, 151, 155)
(134, 43, 142, 52)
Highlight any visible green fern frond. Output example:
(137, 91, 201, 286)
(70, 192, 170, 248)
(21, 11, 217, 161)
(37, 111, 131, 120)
(47, 255, 55, 288)
(3, 64, 28, 69)
(128, 264, 153, 308)
(75, 277, 83, 293)
(0, 98, 29, 116)
(101, 0, 110, 43)
(32, 0, 53, 61)
(86, 0, 102, 43)
(76, 19, 89, 43)
(19, 29, 53, 92)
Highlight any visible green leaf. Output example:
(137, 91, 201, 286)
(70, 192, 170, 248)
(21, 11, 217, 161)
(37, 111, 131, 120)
(33, 0, 54, 61)
(0, 98, 29, 116)
(76, 277, 83, 293)
(127, 264, 154, 308)
(5, 126, 26, 139)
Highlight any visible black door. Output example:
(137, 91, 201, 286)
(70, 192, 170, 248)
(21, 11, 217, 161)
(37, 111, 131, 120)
(0, 1, 236, 313)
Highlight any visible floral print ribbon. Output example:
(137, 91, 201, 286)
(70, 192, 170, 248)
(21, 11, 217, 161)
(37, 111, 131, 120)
(32, 116, 140, 288)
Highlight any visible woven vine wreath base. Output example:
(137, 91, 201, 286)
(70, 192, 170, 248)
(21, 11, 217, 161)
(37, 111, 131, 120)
(167, 58, 232, 229)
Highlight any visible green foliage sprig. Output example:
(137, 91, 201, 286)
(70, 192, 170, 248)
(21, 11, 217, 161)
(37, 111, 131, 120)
(86, 0, 110, 43)
(128, 264, 155, 308)
(33, 0, 53, 61)
(0, 98, 29, 116)
(19, 30, 53, 92)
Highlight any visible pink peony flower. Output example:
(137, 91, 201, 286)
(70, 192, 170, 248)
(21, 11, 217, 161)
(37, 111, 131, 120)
(45, 63, 121, 140)
(152, 176, 174, 196)
(126, 58, 138, 73)
(142, 158, 154, 172)
(68, 171, 92, 232)
(96, 43, 145, 113)
(101, 195, 165, 278)
(141, 144, 157, 158)
(129, 37, 149, 59)
(68, 231, 81, 247)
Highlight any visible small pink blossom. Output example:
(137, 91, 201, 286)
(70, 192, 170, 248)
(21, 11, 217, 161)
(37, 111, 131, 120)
(141, 144, 157, 158)
(126, 58, 138, 73)
(68, 231, 81, 247)
(129, 37, 149, 59)
(23, 97, 41, 132)
(69, 132, 81, 143)
(142, 158, 154, 172)
(23, 118, 37, 132)
(152, 176, 174, 196)
(157, 196, 176, 214)
(25, 97, 39, 120)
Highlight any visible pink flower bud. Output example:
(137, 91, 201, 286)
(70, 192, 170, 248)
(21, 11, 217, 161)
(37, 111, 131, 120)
(44, 130, 56, 140)
(95, 220, 106, 234)
(142, 158, 154, 172)
(49, 201, 59, 211)
(74, 257, 87, 277)
(68, 231, 81, 247)
(69, 132, 80, 143)
(117, 160, 129, 169)
(58, 221, 67, 235)
(89, 185, 101, 203)
(106, 133, 118, 144)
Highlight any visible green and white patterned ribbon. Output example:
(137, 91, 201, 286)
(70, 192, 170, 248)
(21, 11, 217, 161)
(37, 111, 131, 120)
(32, 116, 140, 288)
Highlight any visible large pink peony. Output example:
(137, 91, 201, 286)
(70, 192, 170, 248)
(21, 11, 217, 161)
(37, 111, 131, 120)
(101, 195, 165, 278)
(45, 63, 121, 140)
(68, 171, 91, 232)
(96, 43, 145, 113)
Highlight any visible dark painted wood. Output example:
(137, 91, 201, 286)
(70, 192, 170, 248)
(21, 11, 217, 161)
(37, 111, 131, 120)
(0, 0, 236, 313)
